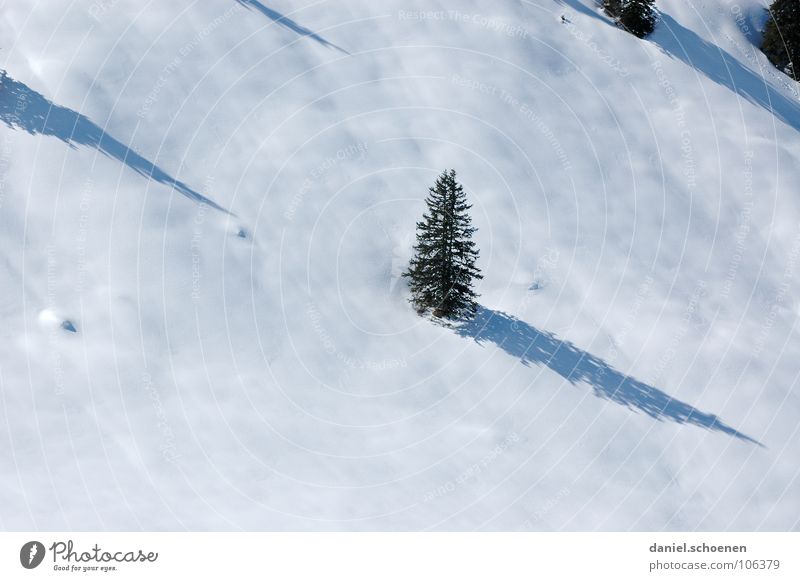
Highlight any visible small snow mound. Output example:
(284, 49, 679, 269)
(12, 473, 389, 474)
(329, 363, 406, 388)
(37, 309, 77, 333)
(37, 308, 60, 328)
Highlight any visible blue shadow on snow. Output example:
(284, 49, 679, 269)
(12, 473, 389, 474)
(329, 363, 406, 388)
(456, 306, 761, 445)
(235, 0, 348, 54)
(0, 72, 229, 213)
(652, 13, 800, 131)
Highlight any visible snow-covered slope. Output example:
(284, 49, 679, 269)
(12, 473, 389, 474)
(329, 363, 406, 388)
(1, 0, 798, 530)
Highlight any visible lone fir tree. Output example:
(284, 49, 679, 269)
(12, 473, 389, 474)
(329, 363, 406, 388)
(403, 170, 482, 319)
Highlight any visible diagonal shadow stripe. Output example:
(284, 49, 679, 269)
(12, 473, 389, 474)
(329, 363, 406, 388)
(236, 0, 349, 54)
(0, 72, 230, 213)
(652, 13, 800, 131)
(455, 306, 761, 445)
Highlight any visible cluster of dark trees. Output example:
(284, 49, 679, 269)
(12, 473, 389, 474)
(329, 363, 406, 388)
(762, 0, 799, 81)
(603, 0, 658, 38)
(602, 0, 799, 81)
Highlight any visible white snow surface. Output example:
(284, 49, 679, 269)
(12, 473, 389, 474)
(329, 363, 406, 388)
(0, 0, 799, 530)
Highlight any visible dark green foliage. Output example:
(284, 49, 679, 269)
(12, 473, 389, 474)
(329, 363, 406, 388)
(403, 170, 482, 320)
(620, 0, 657, 38)
(762, 0, 800, 80)
(603, 0, 623, 19)
(604, 0, 657, 38)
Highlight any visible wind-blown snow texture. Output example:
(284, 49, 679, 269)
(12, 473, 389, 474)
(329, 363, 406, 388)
(0, 0, 798, 530)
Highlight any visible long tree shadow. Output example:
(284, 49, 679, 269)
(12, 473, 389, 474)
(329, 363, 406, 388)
(235, 0, 348, 54)
(651, 12, 800, 130)
(456, 307, 761, 445)
(0, 72, 230, 213)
